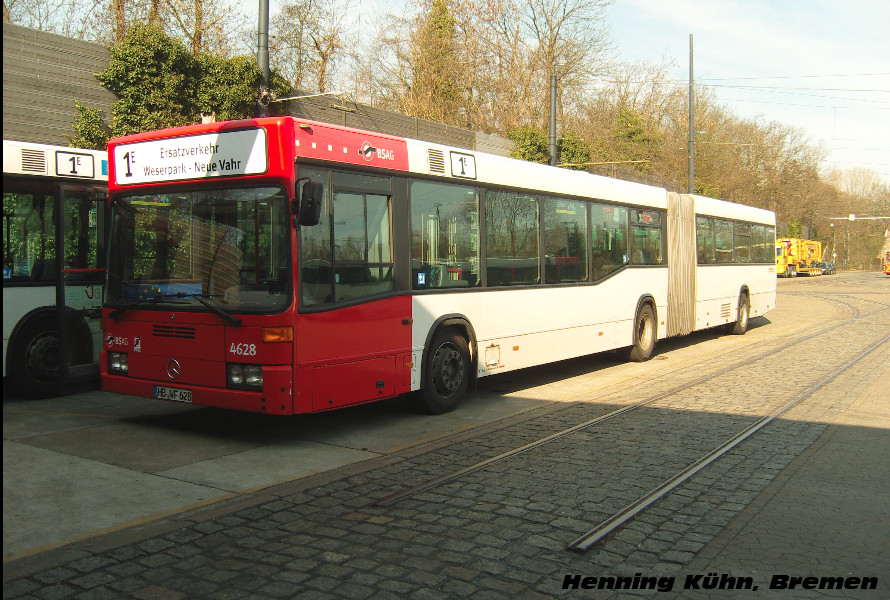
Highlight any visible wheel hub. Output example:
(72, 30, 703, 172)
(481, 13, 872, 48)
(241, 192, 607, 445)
(26, 332, 62, 383)
(435, 345, 464, 394)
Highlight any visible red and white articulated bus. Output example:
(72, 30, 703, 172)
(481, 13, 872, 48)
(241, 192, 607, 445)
(101, 117, 776, 415)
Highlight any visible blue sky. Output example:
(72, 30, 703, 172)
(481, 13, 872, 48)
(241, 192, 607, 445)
(606, 0, 890, 181)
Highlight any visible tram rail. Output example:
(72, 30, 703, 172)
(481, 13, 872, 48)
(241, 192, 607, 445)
(374, 295, 890, 551)
(568, 331, 889, 551)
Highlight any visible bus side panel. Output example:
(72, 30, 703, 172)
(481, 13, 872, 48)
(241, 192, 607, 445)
(411, 269, 669, 385)
(695, 264, 776, 329)
(294, 295, 412, 413)
(749, 265, 777, 318)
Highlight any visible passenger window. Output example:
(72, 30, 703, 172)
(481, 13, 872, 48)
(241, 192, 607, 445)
(591, 203, 627, 280)
(734, 223, 752, 263)
(485, 191, 539, 286)
(752, 224, 771, 263)
(631, 226, 663, 265)
(2, 184, 58, 282)
(696, 216, 715, 264)
(410, 180, 480, 289)
(544, 198, 587, 283)
(714, 219, 734, 263)
(630, 209, 663, 265)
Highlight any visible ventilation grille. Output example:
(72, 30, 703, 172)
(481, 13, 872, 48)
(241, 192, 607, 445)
(720, 303, 732, 319)
(21, 148, 46, 173)
(427, 149, 445, 174)
(152, 325, 197, 339)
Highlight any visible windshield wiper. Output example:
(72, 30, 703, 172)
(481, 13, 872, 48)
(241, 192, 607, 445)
(173, 293, 242, 326)
(108, 295, 174, 319)
(108, 293, 240, 326)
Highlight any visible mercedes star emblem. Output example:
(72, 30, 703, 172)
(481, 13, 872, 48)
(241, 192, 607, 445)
(167, 359, 182, 380)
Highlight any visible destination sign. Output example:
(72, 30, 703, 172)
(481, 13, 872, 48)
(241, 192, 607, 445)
(113, 128, 268, 185)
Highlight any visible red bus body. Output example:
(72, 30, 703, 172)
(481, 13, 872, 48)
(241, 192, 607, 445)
(103, 117, 414, 414)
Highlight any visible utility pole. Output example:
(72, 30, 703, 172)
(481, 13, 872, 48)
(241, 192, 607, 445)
(687, 34, 695, 194)
(257, 0, 271, 117)
(549, 66, 557, 167)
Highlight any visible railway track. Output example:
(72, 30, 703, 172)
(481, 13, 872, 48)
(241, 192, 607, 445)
(374, 294, 890, 552)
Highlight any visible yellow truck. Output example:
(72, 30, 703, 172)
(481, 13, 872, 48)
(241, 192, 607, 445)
(776, 238, 822, 277)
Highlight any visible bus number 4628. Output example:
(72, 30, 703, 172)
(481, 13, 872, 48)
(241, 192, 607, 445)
(230, 343, 257, 356)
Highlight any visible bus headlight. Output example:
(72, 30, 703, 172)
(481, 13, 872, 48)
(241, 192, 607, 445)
(227, 364, 263, 390)
(108, 352, 128, 374)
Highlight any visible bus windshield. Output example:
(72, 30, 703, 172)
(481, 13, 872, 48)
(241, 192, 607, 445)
(106, 186, 291, 314)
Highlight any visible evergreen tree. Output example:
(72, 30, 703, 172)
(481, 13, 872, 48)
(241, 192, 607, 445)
(70, 24, 290, 145)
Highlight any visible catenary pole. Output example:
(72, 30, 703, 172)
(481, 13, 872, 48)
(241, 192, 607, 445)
(688, 34, 695, 194)
(257, 0, 271, 117)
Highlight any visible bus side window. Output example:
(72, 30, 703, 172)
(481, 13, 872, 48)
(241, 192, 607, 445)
(485, 191, 539, 286)
(734, 222, 752, 263)
(543, 198, 587, 283)
(591, 203, 628, 280)
(696, 216, 715, 264)
(2, 189, 57, 282)
(714, 219, 734, 264)
(409, 180, 480, 290)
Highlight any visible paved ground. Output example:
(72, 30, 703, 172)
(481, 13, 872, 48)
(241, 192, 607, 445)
(3, 272, 889, 599)
(682, 362, 890, 599)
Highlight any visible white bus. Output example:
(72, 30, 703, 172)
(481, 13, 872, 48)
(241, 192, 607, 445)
(3, 140, 108, 398)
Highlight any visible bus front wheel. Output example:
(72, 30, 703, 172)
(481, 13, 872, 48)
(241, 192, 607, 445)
(419, 329, 470, 414)
(622, 304, 656, 362)
(11, 318, 62, 399)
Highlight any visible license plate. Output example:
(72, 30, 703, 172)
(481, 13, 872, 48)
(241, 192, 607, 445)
(153, 385, 192, 403)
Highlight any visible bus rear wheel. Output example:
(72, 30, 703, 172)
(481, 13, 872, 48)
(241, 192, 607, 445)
(419, 329, 470, 414)
(623, 304, 656, 362)
(728, 293, 750, 335)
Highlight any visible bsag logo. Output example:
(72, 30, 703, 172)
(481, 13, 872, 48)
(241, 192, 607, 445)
(106, 335, 128, 347)
(359, 141, 395, 162)
(359, 142, 375, 161)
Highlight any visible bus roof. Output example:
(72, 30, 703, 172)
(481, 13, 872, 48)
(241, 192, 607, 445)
(106, 116, 774, 224)
(3, 139, 107, 181)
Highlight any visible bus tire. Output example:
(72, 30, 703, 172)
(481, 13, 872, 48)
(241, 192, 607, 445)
(728, 293, 750, 335)
(11, 317, 62, 399)
(622, 304, 656, 362)
(419, 329, 470, 414)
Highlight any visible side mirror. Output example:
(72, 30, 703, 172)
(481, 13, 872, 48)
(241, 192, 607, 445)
(295, 178, 324, 226)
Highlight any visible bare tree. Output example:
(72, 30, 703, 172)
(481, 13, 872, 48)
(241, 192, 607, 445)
(271, 0, 351, 93)
(4, 0, 246, 53)
(163, 0, 248, 55)
(372, 0, 612, 132)
(82, 0, 164, 45)
(4, 0, 99, 38)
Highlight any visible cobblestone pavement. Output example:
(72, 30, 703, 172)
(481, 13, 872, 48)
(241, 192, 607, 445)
(4, 273, 889, 599)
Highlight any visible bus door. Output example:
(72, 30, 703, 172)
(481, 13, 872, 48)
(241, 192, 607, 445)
(56, 184, 106, 383)
(296, 168, 411, 411)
